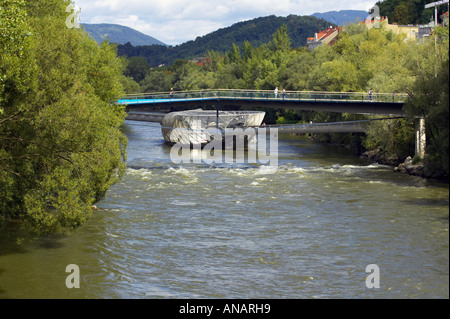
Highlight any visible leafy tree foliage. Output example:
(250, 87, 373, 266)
(405, 27, 449, 176)
(139, 24, 423, 95)
(363, 118, 415, 162)
(124, 57, 151, 83)
(376, 0, 441, 25)
(1, 0, 127, 234)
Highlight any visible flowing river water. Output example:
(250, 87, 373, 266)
(0, 120, 448, 299)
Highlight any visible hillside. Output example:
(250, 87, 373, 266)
(375, 0, 443, 25)
(82, 23, 166, 46)
(177, 15, 334, 53)
(312, 10, 368, 25)
(117, 15, 334, 67)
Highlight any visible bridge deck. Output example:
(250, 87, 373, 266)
(119, 89, 407, 116)
(119, 89, 407, 104)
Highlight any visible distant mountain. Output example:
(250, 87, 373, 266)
(117, 15, 334, 67)
(312, 10, 369, 26)
(82, 23, 166, 46)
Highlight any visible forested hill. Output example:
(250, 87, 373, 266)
(83, 23, 167, 46)
(376, 0, 446, 25)
(117, 15, 334, 67)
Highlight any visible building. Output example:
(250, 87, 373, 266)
(365, 16, 420, 41)
(188, 57, 211, 67)
(307, 26, 342, 50)
(307, 12, 448, 49)
(418, 25, 433, 43)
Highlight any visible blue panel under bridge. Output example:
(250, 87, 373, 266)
(118, 89, 408, 116)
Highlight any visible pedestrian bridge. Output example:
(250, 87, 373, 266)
(119, 89, 408, 116)
(121, 90, 427, 159)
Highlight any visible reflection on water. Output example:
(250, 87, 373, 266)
(0, 121, 448, 299)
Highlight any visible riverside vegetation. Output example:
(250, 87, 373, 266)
(1, 0, 128, 235)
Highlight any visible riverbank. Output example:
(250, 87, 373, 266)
(360, 149, 448, 182)
(307, 134, 448, 182)
(297, 133, 447, 182)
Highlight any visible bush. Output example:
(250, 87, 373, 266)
(0, 0, 127, 235)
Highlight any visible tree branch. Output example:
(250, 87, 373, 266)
(0, 111, 24, 125)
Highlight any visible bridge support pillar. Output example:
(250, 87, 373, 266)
(415, 117, 426, 159)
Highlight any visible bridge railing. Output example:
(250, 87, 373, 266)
(121, 89, 408, 104)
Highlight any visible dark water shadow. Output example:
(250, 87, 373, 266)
(402, 198, 450, 207)
(0, 268, 7, 297)
(0, 221, 67, 257)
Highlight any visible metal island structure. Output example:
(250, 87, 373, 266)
(161, 109, 266, 146)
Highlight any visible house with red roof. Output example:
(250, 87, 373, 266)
(306, 26, 342, 50)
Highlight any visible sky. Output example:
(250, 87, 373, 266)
(73, 0, 377, 45)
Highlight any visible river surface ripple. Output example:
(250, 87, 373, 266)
(0, 120, 448, 299)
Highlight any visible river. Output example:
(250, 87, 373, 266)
(0, 120, 448, 299)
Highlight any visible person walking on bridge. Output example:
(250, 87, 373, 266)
(369, 88, 374, 102)
(274, 87, 279, 99)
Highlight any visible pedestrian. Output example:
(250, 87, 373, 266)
(282, 88, 286, 100)
(170, 88, 174, 99)
(369, 88, 374, 101)
(274, 87, 278, 99)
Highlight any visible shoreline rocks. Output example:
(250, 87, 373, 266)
(360, 150, 424, 177)
(361, 150, 448, 181)
(394, 156, 425, 178)
(360, 149, 402, 167)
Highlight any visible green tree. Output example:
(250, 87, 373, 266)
(141, 68, 174, 92)
(204, 50, 224, 73)
(363, 118, 415, 163)
(242, 41, 254, 61)
(406, 58, 449, 177)
(228, 43, 242, 64)
(0, 0, 36, 113)
(319, 59, 361, 92)
(394, 3, 416, 25)
(270, 24, 291, 52)
(1, 0, 37, 221)
(120, 75, 140, 94)
(278, 50, 314, 90)
(124, 56, 150, 83)
(1, 0, 127, 234)
(376, 0, 437, 25)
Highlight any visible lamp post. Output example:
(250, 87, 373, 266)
(425, 0, 449, 26)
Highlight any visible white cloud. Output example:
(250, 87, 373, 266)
(73, 0, 375, 45)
